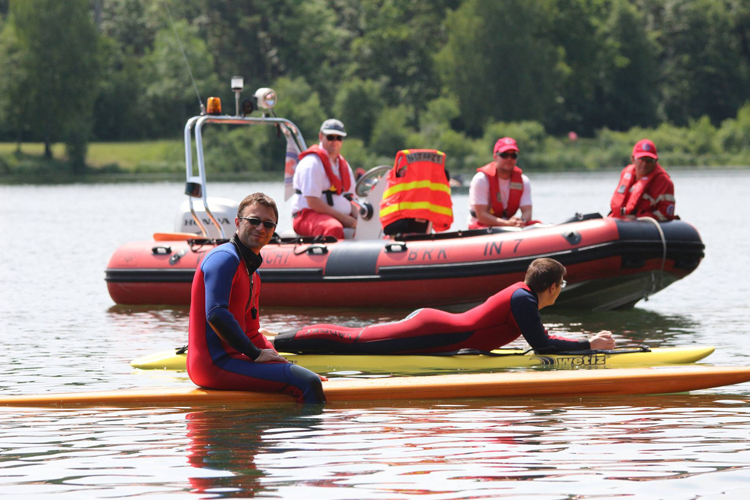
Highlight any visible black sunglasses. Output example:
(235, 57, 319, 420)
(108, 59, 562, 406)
(498, 152, 518, 159)
(326, 135, 344, 142)
(637, 156, 656, 164)
(239, 217, 277, 229)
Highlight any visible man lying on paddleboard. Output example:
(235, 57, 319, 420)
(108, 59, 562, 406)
(271, 258, 614, 355)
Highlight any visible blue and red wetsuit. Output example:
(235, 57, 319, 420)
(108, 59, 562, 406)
(187, 237, 324, 403)
(273, 282, 589, 354)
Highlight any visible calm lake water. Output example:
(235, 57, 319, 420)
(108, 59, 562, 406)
(1, 169, 750, 498)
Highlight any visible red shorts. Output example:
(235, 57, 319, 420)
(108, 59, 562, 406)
(293, 209, 345, 240)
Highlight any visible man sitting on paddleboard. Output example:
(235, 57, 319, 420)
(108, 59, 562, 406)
(187, 193, 326, 403)
(271, 258, 614, 354)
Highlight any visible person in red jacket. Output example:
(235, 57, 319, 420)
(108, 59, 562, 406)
(609, 139, 676, 221)
(468, 137, 533, 229)
(290, 119, 358, 239)
(270, 258, 615, 355)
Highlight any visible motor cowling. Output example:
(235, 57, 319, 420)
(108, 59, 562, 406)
(174, 197, 238, 238)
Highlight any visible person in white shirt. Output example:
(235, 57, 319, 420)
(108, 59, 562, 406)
(290, 119, 358, 239)
(468, 137, 533, 229)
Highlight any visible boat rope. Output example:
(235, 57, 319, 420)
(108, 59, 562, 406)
(637, 216, 668, 300)
(162, 0, 205, 114)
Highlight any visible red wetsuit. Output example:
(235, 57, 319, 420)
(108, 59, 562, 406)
(273, 282, 589, 354)
(187, 237, 324, 403)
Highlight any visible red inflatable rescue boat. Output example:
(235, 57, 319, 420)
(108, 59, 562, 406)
(105, 89, 704, 310)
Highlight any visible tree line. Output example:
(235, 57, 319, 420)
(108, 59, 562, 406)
(0, 0, 749, 174)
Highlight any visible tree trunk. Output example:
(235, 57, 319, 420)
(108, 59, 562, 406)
(44, 123, 52, 159)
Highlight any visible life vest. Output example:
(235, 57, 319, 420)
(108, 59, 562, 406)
(187, 243, 265, 388)
(610, 163, 671, 218)
(477, 163, 524, 218)
(298, 145, 351, 196)
(380, 149, 453, 232)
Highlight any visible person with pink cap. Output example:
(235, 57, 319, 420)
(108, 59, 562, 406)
(468, 137, 533, 229)
(609, 139, 675, 222)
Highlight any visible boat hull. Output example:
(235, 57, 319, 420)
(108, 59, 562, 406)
(2, 366, 748, 407)
(105, 218, 704, 309)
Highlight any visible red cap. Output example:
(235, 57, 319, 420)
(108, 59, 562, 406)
(494, 137, 519, 154)
(633, 139, 658, 159)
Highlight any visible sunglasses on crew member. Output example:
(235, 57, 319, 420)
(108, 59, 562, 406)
(636, 156, 656, 164)
(326, 135, 344, 142)
(238, 217, 278, 229)
(497, 152, 518, 159)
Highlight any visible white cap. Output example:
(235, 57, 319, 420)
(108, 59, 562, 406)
(320, 119, 347, 136)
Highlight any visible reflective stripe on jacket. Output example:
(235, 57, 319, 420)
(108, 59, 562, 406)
(380, 149, 453, 232)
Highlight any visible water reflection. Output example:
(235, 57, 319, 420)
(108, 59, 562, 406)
(178, 396, 750, 497)
(185, 406, 324, 497)
(1, 396, 749, 498)
(545, 307, 700, 345)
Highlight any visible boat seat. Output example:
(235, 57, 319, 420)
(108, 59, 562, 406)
(383, 218, 431, 236)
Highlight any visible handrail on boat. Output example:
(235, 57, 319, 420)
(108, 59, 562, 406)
(183, 114, 308, 238)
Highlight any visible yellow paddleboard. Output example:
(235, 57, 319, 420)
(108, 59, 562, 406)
(1, 365, 749, 407)
(130, 346, 715, 373)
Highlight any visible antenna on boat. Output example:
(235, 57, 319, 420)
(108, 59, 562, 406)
(231, 76, 244, 116)
(162, 0, 206, 115)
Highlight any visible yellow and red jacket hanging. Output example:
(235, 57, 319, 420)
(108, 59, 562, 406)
(380, 149, 453, 232)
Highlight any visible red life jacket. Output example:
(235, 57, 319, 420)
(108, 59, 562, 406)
(187, 244, 268, 388)
(477, 163, 524, 218)
(380, 149, 453, 232)
(610, 163, 670, 217)
(298, 145, 351, 195)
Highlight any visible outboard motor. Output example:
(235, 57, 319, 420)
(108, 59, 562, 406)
(174, 197, 238, 239)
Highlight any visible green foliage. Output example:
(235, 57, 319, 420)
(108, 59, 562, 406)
(100, 0, 156, 56)
(370, 105, 414, 157)
(202, 126, 273, 174)
(203, 76, 328, 175)
(142, 20, 220, 136)
(8, 0, 101, 171)
(2, 0, 750, 177)
(333, 78, 386, 145)
(716, 103, 750, 154)
(437, 0, 564, 135)
(0, 18, 27, 142)
(654, 0, 747, 126)
(347, 0, 457, 110)
(418, 94, 461, 142)
(92, 36, 148, 140)
(594, 0, 660, 130)
(271, 76, 327, 141)
(340, 137, 377, 171)
(482, 121, 548, 155)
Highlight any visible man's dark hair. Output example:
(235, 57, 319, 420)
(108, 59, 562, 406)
(524, 258, 566, 293)
(237, 193, 278, 222)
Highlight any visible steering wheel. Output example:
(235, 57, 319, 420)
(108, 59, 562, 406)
(355, 165, 391, 198)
